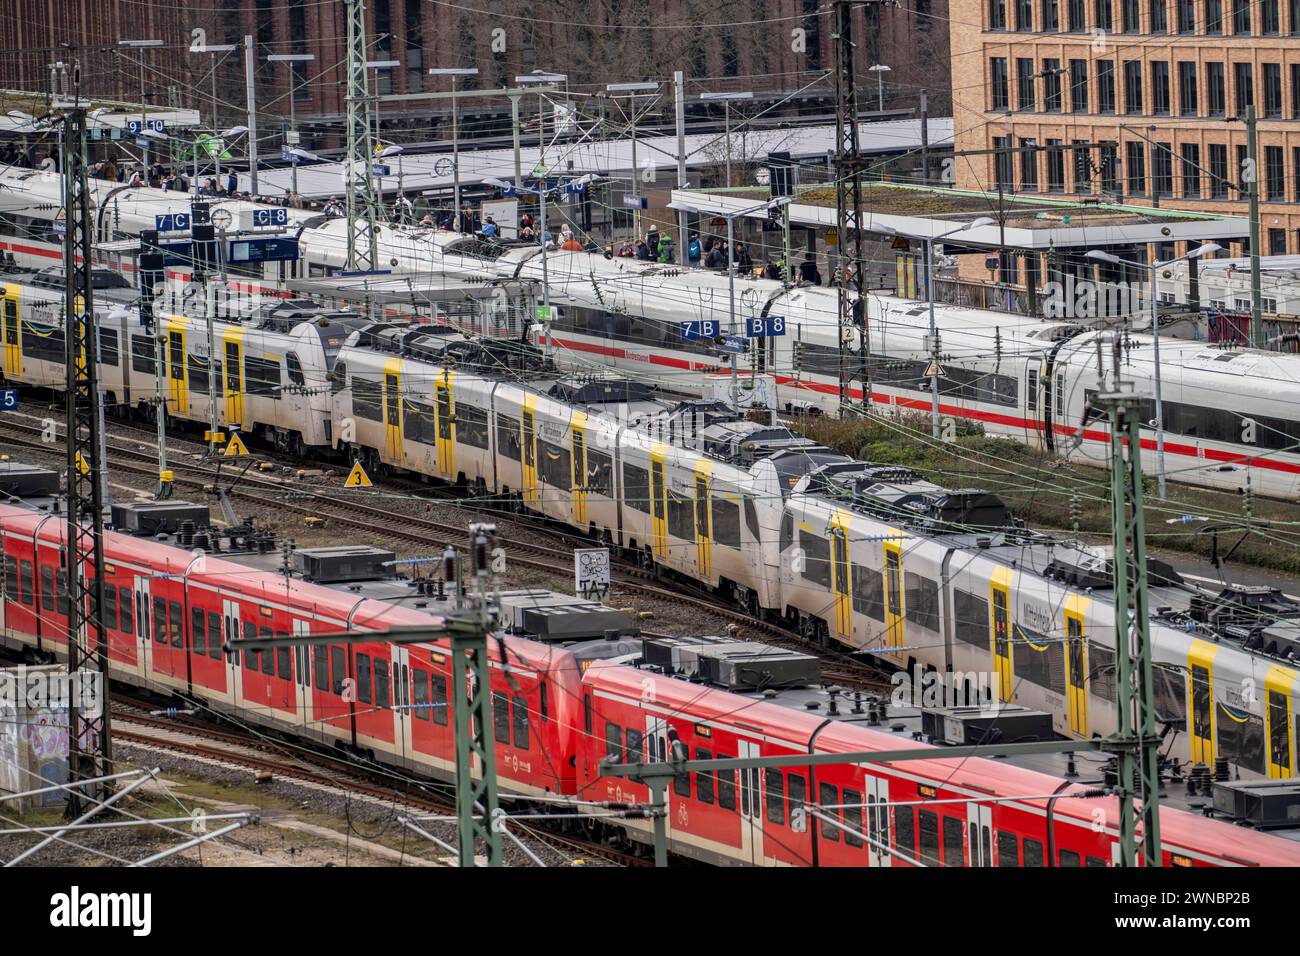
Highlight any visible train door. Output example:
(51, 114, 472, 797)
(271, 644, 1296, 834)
(1064, 596, 1089, 736)
(1188, 639, 1218, 766)
(571, 414, 588, 528)
(650, 452, 667, 559)
(393, 645, 413, 758)
(293, 618, 311, 729)
(990, 568, 1013, 702)
(521, 399, 538, 506)
(829, 522, 852, 643)
(737, 739, 764, 864)
(166, 321, 187, 415)
(223, 333, 245, 427)
(967, 802, 992, 867)
(1265, 666, 1297, 779)
(434, 373, 455, 478)
(134, 575, 153, 678)
(223, 599, 243, 704)
(694, 469, 711, 581)
(1, 293, 19, 378)
(383, 361, 403, 464)
(883, 538, 904, 663)
(865, 775, 890, 867)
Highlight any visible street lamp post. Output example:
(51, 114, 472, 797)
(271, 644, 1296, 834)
(699, 91, 754, 189)
(428, 68, 479, 232)
(880, 217, 996, 439)
(867, 64, 891, 112)
(1085, 243, 1222, 498)
(606, 82, 659, 245)
(191, 44, 238, 189)
(517, 72, 568, 311)
(366, 59, 401, 211)
(119, 40, 163, 169)
(267, 53, 316, 199)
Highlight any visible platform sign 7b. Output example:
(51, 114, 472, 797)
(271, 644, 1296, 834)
(0, 390, 16, 411)
(746, 315, 786, 338)
(679, 319, 719, 340)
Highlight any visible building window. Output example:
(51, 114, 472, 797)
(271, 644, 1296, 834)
(1154, 143, 1174, 196)
(1043, 0, 1061, 27)
(1073, 141, 1093, 191)
(990, 0, 1008, 28)
(1206, 62, 1226, 114)
(1234, 62, 1254, 114)
(1126, 140, 1147, 194)
(1047, 140, 1066, 191)
(1122, 0, 1141, 30)
(1232, 0, 1250, 32)
(1021, 138, 1039, 188)
(994, 136, 1014, 187)
(1098, 60, 1116, 112)
(1263, 0, 1280, 30)
(1236, 144, 1248, 196)
(1100, 142, 1120, 193)
(1017, 58, 1037, 110)
(1017, 0, 1034, 28)
(1152, 61, 1171, 114)
(1151, 0, 1169, 29)
(1044, 59, 1063, 110)
(1180, 143, 1202, 197)
(1265, 145, 1285, 199)
(1292, 0, 1300, 31)
(1269, 228, 1287, 255)
(991, 57, 1010, 110)
(1096, 0, 1114, 29)
(1068, 0, 1087, 28)
(1070, 59, 1089, 111)
(1205, 0, 1223, 30)
(1124, 60, 1144, 113)
(1209, 142, 1229, 197)
(1263, 62, 1283, 117)
(1292, 64, 1300, 118)
(1176, 0, 1196, 29)
(1178, 61, 1199, 115)
(1294, 146, 1300, 201)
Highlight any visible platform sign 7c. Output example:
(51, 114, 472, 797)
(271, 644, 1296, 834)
(0, 390, 16, 411)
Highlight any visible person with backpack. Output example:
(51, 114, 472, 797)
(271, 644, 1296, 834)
(688, 232, 701, 266)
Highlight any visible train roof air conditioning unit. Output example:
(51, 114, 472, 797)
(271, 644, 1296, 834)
(293, 546, 396, 583)
(1213, 779, 1300, 829)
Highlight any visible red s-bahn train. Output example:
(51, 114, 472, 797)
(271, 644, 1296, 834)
(2, 501, 1297, 867)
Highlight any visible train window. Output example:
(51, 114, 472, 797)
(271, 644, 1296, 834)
(413, 670, 430, 721)
(118, 587, 132, 634)
(1270, 691, 1291, 771)
(331, 646, 345, 695)
(131, 335, 155, 375)
(18, 561, 33, 606)
(917, 810, 940, 865)
(373, 659, 389, 709)
(246, 357, 282, 396)
(997, 830, 1019, 866)
(799, 530, 831, 589)
(539, 683, 548, 722)
(843, 790, 864, 848)
(456, 402, 491, 450)
(942, 817, 965, 867)
(622, 462, 649, 513)
(953, 589, 989, 646)
(710, 495, 741, 549)
(1058, 848, 1081, 867)
(1027, 366, 1038, 411)
(187, 355, 219, 396)
(403, 402, 437, 444)
(102, 585, 117, 631)
(539, 443, 572, 491)
(169, 601, 183, 647)
(1, 555, 13, 601)
(586, 448, 613, 497)
(1023, 838, 1043, 867)
(583, 693, 593, 734)
(1086, 855, 1108, 867)
(604, 720, 623, 763)
(99, 328, 119, 367)
(431, 674, 449, 725)
(696, 748, 715, 805)
(496, 414, 522, 461)
(207, 613, 221, 659)
(1191, 664, 1212, 741)
(243, 622, 259, 670)
(285, 352, 305, 387)
(716, 757, 736, 811)
(522, 413, 535, 468)
(1216, 704, 1265, 774)
(277, 639, 292, 682)
(667, 490, 694, 541)
(765, 770, 786, 825)
(512, 695, 528, 748)
(351, 378, 383, 421)
(40, 566, 54, 611)
(674, 756, 692, 798)
(903, 572, 940, 632)
(779, 512, 793, 554)
(625, 728, 643, 763)
(1089, 643, 1117, 703)
(168, 332, 184, 381)
(259, 628, 275, 674)
(55, 570, 68, 616)
(1152, 662, 1185, 725)
(356, 654, 372, 703)
(192, 608, 206, 656)
(314, 647, 328, 690)
(1014, 622, 1062, 692)
(152, 597, 167, 645)
(743, 496, 761, 543)
(895, 806, 915, 858)
(819, 783, 840, 841)
(491, 692, 509, 744)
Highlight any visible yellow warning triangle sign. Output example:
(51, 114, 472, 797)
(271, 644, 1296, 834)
(224, 433, 249, 457)
(344, 461, 373, 488)
(923, 360, 945, 378)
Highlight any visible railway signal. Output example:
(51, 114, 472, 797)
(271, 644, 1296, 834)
(344, 461, 373, 487)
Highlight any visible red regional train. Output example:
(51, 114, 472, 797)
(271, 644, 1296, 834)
(2, 501, 1298, 867)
